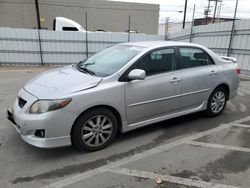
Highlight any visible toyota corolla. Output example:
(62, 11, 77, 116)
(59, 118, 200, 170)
(7, 41, 240, 151)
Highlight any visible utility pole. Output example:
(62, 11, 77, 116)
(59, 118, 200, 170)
(183, 0, 188, 29)
(217, 1, 222, 22)
(212, 0, 219, 23)
(35, 0, 43, 66)
(35, 0, 41, 29)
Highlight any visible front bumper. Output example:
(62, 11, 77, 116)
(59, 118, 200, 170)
(7, 88, 78, 148)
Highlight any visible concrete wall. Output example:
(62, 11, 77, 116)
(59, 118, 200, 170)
(167, 19, 250, 75)
(0, 0, 159, 34)
(0, 28, 164, 65)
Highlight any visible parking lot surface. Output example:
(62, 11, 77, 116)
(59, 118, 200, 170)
(0, 67, 250, 188)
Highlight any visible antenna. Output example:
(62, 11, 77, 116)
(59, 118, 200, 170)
(204, 0, 211, 24)
(204, 0, 223, 24)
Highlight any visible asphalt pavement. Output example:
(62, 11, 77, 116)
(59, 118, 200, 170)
(0, 66, 250, 188)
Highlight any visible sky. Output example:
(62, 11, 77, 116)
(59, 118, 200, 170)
(109, 0, 250, 23)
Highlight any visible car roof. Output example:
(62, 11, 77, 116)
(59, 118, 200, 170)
(123, 41, 204, 49)
(121, 40, 225, 65)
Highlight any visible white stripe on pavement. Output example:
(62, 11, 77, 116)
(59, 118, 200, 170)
(239, 88, 250, 95)
(233, 123, 250, 128)
(228, 116, 250, 124)
(239, 103, 247, 112)
(238, 90, 245, 96)
(188, 141, 250, 152)
(42, 116, 250, 188)
(227, 102, 237, 112)
(108, 167, 241, 188)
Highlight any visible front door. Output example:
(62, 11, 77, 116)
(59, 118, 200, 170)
(124, 47, 182, 124)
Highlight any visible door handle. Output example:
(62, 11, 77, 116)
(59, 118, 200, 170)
(171, 77, 181, 83)
(209, 70, 217, 75)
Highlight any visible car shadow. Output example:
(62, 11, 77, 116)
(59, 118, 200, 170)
(24, 112, 208, 156)
(8, 108, 250, 184)
(20, 105, 248, 158)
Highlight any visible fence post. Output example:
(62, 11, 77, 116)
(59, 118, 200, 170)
(190, 4, 196, 43)
(37, 30, 44, 66)
(35, 0, 43, 66)
(128, 15, 131, 42)
(164, 17, 169, 40)
(227, 0, 239, 56)
(85, 12, 89, 58)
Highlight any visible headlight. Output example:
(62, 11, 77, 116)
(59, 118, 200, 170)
(29, 98, 71, 114)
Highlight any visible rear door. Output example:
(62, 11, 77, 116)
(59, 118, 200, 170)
(178, 47, 219, 110)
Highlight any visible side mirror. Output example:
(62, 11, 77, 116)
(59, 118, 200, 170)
(128, 69, 146, 81)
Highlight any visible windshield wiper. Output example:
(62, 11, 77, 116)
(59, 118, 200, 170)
(84, 62, 95, 66)
(77, 66, 96, 75)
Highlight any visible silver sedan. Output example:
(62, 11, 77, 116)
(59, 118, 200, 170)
(7, 41, 240, 151)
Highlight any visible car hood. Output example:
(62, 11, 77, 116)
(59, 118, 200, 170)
(24, 65, 103, 99)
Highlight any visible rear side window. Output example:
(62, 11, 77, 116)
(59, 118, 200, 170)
(133, 48, 177, 76)
(179, 47, 214, 69)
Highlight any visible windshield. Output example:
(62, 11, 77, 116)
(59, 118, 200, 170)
(77, 45, 145, 77)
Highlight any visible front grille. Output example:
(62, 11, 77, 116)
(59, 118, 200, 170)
(18, 97, 27, 108)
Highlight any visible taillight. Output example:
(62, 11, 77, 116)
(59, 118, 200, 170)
(236, 67, 240, 74)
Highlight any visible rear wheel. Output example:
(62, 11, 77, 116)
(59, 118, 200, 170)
(206, 87, 227, 117)
(72, 108, 118, 151)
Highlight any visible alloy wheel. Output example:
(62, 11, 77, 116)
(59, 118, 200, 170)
(81, 115, 113, 147)
(210, 91, 226, 113)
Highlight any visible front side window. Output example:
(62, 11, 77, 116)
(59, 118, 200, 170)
(77, 45, 145, 77)
(179, 47, 214, 69)
(133, 48, 177, 76)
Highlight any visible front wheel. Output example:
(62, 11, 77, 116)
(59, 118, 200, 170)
(72, 108, 118, 151)
(206, 87, 227, 117)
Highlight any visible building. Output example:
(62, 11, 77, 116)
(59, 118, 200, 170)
(0, 0, 159, 34)
(158, 17, 236, 35)
(158, 22, 192, 35)
(194, 17, 235, 26)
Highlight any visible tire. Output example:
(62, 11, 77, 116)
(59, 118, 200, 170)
(206, 87, 227, 117)
(72, 108, 118, 151)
